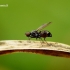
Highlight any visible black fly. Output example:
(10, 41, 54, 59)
(25, 22, 52, 41)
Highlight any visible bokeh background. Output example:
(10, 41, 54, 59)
(0, 0, 70, 70)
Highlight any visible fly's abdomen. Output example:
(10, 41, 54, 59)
(40, 33, 48, 38)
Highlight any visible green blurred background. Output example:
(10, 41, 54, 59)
(0, 0, 70, 70)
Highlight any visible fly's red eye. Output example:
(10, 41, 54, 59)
(25, 32, 30, 37)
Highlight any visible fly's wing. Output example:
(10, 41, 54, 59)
(36, 22, 52, 31)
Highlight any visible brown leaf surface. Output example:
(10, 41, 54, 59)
(0, 40, 70, 58)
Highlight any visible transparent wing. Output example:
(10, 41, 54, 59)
(36, 22, 52, 31)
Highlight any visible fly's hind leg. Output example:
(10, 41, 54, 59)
(44, 37, 50, 46)
(43, 37, 46, 43)
(44, 37, 48, 44)
(39, 37, 43, 47)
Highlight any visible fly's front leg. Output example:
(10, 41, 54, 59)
(39, 37, 42, 41)
(27, 37, 31, 43)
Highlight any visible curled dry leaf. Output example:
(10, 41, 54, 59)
(0, 40, 70, 58)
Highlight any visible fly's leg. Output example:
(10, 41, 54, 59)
(36, 37, 38, 40)
(44, 37, 49, 46)
(33, 37, 38, 43)
(44, 37, 47, 43)
(41, 37, 46, 43)
(27, 37, 31, 43)
(44, 37, 46, 42)
(39, 37, 43, 47)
